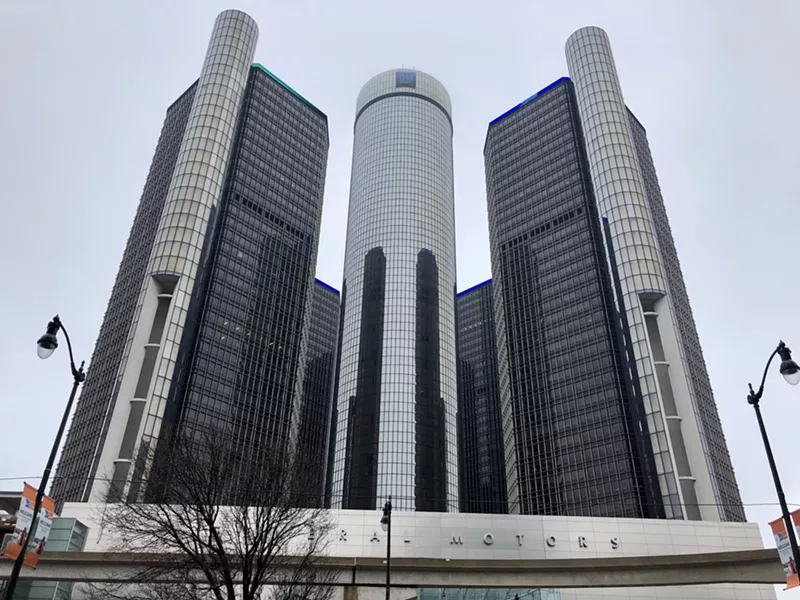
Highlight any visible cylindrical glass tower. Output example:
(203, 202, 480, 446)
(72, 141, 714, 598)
(330, 69, 458, 512)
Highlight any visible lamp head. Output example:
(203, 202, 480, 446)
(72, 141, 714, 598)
(777, 346, 800, 387)
(777, 342, 800, 386)
(380, 498, 391, 530)
(37, 318, 61, 360)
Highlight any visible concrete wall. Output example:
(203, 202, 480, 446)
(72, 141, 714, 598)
(63, 504, 768, 560)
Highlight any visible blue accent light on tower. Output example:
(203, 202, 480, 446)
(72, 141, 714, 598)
(489, 77, 570, 125)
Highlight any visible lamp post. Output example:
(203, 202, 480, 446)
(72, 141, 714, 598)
(380, 497, 392, 600)
(3, 316, 85, 600)
(747, 340, 800, 577)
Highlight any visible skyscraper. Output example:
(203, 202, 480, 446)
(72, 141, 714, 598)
(297, 279, 341, 506)
(52, 10, 331, 504)
(329, 69, 459, 512)
(455, 280, 507, 514)
(485, 77, 662, 519)
(564, 26, 743, 521)
(476, 26, 743, 521)
(51, 81, 198, 506)
(625, 110, 745, 522)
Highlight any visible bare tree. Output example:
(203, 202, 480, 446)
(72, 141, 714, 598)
(85, 429, 337, 600)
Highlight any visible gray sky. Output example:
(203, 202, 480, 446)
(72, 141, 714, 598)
(1, 0, 799, 594)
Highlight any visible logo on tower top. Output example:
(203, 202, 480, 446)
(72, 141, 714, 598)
(396, 71, 416, 89)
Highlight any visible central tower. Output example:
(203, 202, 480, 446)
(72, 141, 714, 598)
(330, 69, 458, 511)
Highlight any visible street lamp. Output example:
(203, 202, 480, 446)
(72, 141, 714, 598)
(380, 497, 392, 600)
(747, 340, 800, 579)
(3, 316, 85, 600)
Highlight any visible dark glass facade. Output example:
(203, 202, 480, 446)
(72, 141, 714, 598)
(627, 111, 745, 522)
(325, 283, 346, 508)
(297, 279, 341, 507)
(52, 82, 198, 506)
(58, 60, 329, 506)
(485, 79, 662, 518)
(456, 280, 507, 514)
(158, 65, 329, 473)
(415, 250, 447, 512)
(342, 248, 386, 509)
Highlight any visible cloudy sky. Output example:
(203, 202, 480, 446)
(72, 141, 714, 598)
(1, 0, 799, 594)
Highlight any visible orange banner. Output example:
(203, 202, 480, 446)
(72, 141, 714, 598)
(2, 483, 56, 569)
(770, 515, 799, 589)
(793, 509, 800, 559)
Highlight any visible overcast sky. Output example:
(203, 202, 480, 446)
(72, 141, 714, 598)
(1, 0, 799, 594)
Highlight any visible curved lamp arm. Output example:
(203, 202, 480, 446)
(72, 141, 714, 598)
(52, 315, 86, 383)
(747, 341, 785, 405)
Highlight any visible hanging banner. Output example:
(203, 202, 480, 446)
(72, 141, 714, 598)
(2, 483, 56, 569)
(2, 484, 36, 563)
(770, 515, 799, 589)
(24, 490, 55, 569)
(794, 509, 800, 559)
